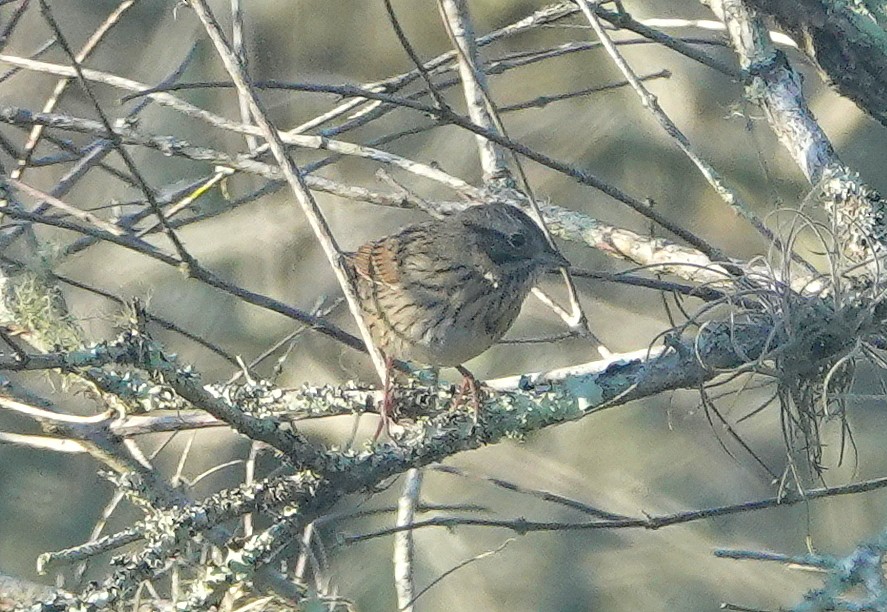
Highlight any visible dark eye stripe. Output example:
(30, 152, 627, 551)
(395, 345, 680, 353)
(465, 223, 534, 266)
(464, 223, 508, 243)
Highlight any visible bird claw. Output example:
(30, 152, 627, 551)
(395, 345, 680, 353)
(372, 363, 485, 443)
(453, 367, 486, 423)
(372, 356, 398, 444)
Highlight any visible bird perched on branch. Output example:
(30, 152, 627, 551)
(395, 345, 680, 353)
(344, 201, 569, 428)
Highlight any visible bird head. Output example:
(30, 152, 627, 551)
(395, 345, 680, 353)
(459, 203, 570, 278)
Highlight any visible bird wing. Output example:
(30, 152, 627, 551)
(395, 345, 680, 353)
(347, 239, 401, 287)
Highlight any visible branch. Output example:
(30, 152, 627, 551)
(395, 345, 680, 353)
(705, 0, 887, 263)
(394, 469, 423, 612)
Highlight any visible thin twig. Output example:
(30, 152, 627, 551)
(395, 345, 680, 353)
(36, 0, 198, 271)
(399, 539, 514, 611)
(0, 48, 729, 261)
(12, 0, 136, 180)
(341, 471, 887, 544)
(7, 178, 126, 235)
(382, 0, 448, 111)
(577, 0, 809, 272)
(0, 205, 372, 357)
(184, 0, 389, 383)
(0, 0, 31, 53)
(438, 0, 509, 181)
(438, 0, 599, 347)
(230, 0, 257, 152)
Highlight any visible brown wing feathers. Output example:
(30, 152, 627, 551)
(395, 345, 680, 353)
(350, 239, 401, 286)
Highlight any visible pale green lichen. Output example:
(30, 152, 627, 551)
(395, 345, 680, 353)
(2, 270, 82, 351)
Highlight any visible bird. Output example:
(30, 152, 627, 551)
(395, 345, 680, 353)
(344, 201, 570, 426)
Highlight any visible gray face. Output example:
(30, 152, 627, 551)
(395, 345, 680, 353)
(456, 203, 569, 275)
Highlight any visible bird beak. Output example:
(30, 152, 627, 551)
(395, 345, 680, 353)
(541, 246, 570, 270)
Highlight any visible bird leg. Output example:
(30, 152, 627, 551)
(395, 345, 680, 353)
(373, 354, 396, 442)
(454, 365, 485, 422)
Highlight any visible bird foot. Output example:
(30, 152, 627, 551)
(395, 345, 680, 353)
(371, 355, 398, 444)
(371, 387, 395, 443)
(453, 366, 485, 423)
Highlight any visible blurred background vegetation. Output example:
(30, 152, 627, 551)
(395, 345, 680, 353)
(2, 1, 887, 610)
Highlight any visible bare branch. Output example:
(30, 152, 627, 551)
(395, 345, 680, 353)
(394, 469, 423, 612)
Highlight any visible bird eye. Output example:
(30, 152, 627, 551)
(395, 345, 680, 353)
(507, 232, 526, 249)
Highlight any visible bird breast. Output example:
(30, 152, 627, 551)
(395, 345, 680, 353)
(356, 260, 534, 367)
